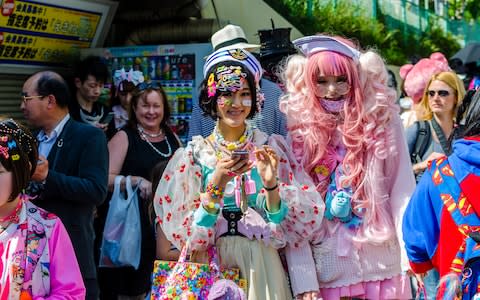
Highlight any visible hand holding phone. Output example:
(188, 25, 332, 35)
(231, 149, 249, 160)
(100, 112, 115, 125)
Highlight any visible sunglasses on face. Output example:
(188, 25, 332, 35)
(427, 90, 450, 97)
(135, 81, 161, 92)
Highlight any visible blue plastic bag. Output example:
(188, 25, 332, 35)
(99, 175, 142, 269)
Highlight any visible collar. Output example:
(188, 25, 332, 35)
(37, 114, 70, 142)
(464, 135, 480, 142)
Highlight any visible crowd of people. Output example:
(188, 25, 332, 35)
(1, 22, 479, 300)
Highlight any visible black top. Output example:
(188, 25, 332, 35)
(120, 126, 179, 178)
(100, 125, 180, 296)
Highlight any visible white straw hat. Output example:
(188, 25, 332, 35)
(211, 24, 260, 52)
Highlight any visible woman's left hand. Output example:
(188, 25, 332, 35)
(137, 178, 152, 200)
(255, 145, 279, 188)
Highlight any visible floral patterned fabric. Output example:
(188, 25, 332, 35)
(150, 246, 243, 299)
(0, 200, 85, 299)
(154, 129, 324, 251)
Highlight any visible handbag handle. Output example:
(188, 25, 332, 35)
(178, 242, 222, 278)
(124, 176, 141, 202)
(113, 175, 125, 200)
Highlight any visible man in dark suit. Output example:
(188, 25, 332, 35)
(21, 70, 108, 300)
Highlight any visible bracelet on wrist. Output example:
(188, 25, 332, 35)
(206, 182, 224, 199)
(201, 193, 223, 210)
(263, 182, 278, 191)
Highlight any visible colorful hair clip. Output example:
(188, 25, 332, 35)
(0, 145, 9, 159)
(7, 140, 16, 149)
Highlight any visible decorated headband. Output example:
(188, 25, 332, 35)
(113, 68, 145, 91)
(203, 48, 262, 81)
(204, 48, 265, 112)
(293, 35, 361, 61)
(0, 119, 32, 161)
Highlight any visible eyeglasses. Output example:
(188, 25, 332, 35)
(21, 93, 45, 103)
(427, 90, 450, 97)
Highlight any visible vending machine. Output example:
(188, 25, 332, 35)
(81, 43, 212, 144)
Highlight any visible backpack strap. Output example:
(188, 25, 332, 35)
(431, 117, 451, 155)
(411, 121, 431, 164)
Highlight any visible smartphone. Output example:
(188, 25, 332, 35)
(231, 149, 249, 160)
(100, 112, 115, 124)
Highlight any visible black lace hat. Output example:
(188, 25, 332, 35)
(258, 27, 296, 59)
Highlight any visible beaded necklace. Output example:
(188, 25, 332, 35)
(213, 121, 253, 152)
(210, 122, 256, 213)
(0, 199, 23, 232)
(137, 125, 164, 138)
(137, 127, 172, 158)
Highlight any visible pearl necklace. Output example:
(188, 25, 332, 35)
(138, 128, 172, 158)
(137, 125, 164, 138)
(213, 121, 253, 151)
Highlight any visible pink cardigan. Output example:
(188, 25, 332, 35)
(286, 115, 415, 296)
(0, 201, 85, 299)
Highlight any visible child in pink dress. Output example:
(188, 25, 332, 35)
(280, 35, 416, 299)
(0, 119, 85, 299)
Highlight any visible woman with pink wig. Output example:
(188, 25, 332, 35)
(280, 35, 416, 299)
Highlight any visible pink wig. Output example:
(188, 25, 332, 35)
(399, 52, 451, 104)
(281, 38, 399, 242)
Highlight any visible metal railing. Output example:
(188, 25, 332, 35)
(304, 0, 480, 46)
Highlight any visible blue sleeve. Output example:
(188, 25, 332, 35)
(187, 99, 204, 142)
(263, 198, 289, 224)
(405, 122, 418, 155)
(193, 204, 219, 228)
(402, 168, 440, 267)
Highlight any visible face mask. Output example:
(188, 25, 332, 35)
(320, 98, 345, 113)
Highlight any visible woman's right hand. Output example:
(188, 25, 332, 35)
(136, 178, 152, 200)
(414, 152, 444, 174)
(211, 156, 252, 188)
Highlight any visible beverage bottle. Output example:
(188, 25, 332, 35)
(149, 59, 156, 80)
(163, 56, 171, 80)
(178, 94, 185, 113)
(126, 57, 133, 71)
(111, 58, 119, 73)
(141, 57, 149, 79)
(156, 57, 163, 80)
(119, 58, 126, 70)
(185, 83, 193, 113)
(171, 63, 179, 80)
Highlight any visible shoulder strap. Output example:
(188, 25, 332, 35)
(411, 121, 431, 164)
(431, 117, 451, 155)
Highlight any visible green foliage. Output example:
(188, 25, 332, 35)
(447, 0, 480, 21)
(418, 21, 461, 56)
(269, 0, 461, 65)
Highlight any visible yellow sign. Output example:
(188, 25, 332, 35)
(0, 0, 100, 41)
(0, 31, 89, 63)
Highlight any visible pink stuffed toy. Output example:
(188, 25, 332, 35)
(399, 52, 451, 104)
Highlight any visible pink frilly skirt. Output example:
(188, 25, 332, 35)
(319, 274, 412, 299)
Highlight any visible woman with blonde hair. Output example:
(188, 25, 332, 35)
(406, 71, 465, 180)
